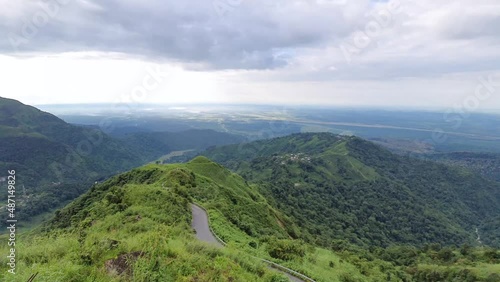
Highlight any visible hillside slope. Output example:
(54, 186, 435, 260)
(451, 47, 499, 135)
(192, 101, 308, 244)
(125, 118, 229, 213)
(202, 133, 500, 248)
(48, 156, 294, 240)
(120, 129, 245, 162)
(428, 152, 500, 182)
(0, 97, 144, 226)
(0, 97, 142, 181)
(2, 158, 498, 282)
(0, 97, 248, 229)
(0, 159, 328, 281)
(0, 159, 295, 281)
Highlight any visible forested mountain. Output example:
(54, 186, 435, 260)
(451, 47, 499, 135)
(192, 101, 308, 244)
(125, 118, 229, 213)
(0, 97, 144, 225)
(427, 152, 500, 182)
(119, 129, 245, 161)
(2, 157, 498, 281)
(1, 97, 499, 281)
(202, 133, 500, 248)
(0, 97, 244, 228)
(0, 97, 143, 180)
(0, 158, 296, 281)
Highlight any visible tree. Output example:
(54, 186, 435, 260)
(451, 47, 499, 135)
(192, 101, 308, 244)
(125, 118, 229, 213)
(437, 247, 455, 262)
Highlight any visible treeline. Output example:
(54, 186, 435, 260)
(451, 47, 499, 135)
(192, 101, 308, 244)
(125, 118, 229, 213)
(331, 241, 500, 281)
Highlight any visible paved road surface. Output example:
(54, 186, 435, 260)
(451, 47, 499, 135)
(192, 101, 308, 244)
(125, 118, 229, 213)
(191, 204, 305, 282)
(191, 204, 223, 247)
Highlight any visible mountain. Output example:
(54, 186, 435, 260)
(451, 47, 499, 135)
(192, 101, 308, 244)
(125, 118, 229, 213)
(202, 133, 500, 248)
(0, 158, 300, 281)
(1, 97, 499, 281)
(48, 156, 294, 239)
(0, 97, 248, 229)
(2, 157, 499, 282)
(0, 97, 145, 226)
(0, 97, 141, 179)
(119, 129, 246, 162)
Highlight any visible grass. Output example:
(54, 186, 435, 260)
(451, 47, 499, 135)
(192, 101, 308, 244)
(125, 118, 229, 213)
(1, 157, 498, 282)
(0, 166, 287, 281)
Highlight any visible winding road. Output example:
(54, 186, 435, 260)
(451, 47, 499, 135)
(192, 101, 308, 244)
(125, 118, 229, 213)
(191, 204, 311, 282)
(191, 204, 224, 247)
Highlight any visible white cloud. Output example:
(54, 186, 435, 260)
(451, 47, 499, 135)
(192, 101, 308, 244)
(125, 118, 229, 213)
(0, 0, 499, 110)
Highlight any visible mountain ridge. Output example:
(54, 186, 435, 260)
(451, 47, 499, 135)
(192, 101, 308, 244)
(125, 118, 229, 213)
(2, 156, 499, 281)
(0, 97, 246, 229)
(202, 132, 500, 248)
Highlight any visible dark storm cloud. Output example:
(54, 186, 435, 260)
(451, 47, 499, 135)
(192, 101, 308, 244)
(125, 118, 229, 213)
(2, 0, 499, 77)
(0, 0, 353, 69)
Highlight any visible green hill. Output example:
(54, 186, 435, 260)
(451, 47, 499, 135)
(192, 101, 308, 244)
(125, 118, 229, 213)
(0, 159, 293, 281)
(0, 97, 247, 230)
(202, 133, 500, 248)
(48, 156, 294, 241)
(1, 157, 498, 282)
(0, 97, 145, 228)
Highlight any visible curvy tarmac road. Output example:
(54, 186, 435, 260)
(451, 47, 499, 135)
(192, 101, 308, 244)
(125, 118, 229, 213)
(191, 204, 224, 247)
(191, 204, 307, 282)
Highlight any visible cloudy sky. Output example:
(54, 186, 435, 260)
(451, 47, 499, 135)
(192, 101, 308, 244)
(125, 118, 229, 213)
(0, 0, 499, 111)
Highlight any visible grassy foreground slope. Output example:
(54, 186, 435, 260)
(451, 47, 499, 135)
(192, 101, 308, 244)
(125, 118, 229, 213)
(0, 157, 388, 282)
(0, 159, 295, 281)
(0, 157, 404, 282)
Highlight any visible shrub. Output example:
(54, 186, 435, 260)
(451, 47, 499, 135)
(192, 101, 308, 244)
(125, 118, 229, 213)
(267, 239, 306, 261)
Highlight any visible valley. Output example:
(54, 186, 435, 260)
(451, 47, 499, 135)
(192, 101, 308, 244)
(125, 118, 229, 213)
(0, 97, 246, 230)
(1, 157, 498, 281)
(0, 98, 499, 281)
(3, 1, 500, 280)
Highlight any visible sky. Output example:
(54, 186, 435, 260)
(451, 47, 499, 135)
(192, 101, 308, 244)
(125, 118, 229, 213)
(0, 0, 499, 111)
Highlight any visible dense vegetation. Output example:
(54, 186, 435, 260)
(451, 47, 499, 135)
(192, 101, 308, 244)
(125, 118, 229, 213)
(119, 129, 245, 161)
(427, 152, 500, 182)
(2, 98, 499, 281)
(202, 133, 500, 248)
(2, 157, 499, 281)
(0, 161, 293, 281)
(0, 97, 245, 229)
(0, 97, 145, 228)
